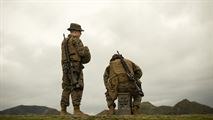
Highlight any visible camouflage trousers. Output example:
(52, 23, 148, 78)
(60, 64, 84, 107)
(105, 82, 142, 108)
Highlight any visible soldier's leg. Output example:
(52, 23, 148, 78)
(71, 89, 87, 116)
(71, 89, 83, 106)
(105, 91, 116, 108)
(105, 91, 116, 115)
(60, 74, 71, 115)
(70, 71, 84, 106)
(128, 82, 142, 114)
(70, 71, 88, 116)
(132, 94, 142, 115)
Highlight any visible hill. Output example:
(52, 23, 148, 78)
(1, 99, 213, 116)
(173, 99, 213, 114)
(141, 99, 213, 115)
(0, 114, 213, 120)
(98, 99, 213, 115)
(0, 105, 59, 115)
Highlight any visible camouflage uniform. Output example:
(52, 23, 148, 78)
(60, 23, 90, 115)
(103, 55, 143, 113)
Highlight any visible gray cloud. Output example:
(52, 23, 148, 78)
(1, 0, 213, 114)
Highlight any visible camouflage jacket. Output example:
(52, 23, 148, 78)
(103, 58, 143, 88)
(61, 34, 91, 65)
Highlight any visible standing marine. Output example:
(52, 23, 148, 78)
(60, 23, 91, 116)
(103, 53, 144, 115)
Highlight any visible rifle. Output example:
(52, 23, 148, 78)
(116, 51, 144, 97)
(63, 34, 80, 90)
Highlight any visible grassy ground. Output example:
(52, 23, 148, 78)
(0, 114, 213, 120)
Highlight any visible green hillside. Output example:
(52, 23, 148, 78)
(0, 115, 213, 120)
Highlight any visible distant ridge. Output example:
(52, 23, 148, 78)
(97, 99, 213, 115)
(0, 105, 59, 115)
(1, 99, 213, 115)
(173, 99, 213, 114)
(141, 99, 213, 115)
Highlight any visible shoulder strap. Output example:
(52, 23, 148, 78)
(116, 51, 132, 75)
(63, 34, 71, 62)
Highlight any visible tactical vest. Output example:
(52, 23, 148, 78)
(109, 59, 134, 79)
(61, 36, 81, 63)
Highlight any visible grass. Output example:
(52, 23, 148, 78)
(0, 114, 213, 120)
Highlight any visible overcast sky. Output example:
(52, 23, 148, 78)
(0, 0, 213, 115)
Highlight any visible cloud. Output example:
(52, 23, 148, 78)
(1, 0, 213, 114)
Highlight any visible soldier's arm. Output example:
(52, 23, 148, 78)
(72, 38, 86, 57)
(132, 62, 143, 80)
(103, 66, 110, 88)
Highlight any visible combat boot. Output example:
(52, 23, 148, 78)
(108, 106, 115, 115)
(132, 105, 140, 115)
(73, 105, 89, 116)
(60, 106, 68, 116)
